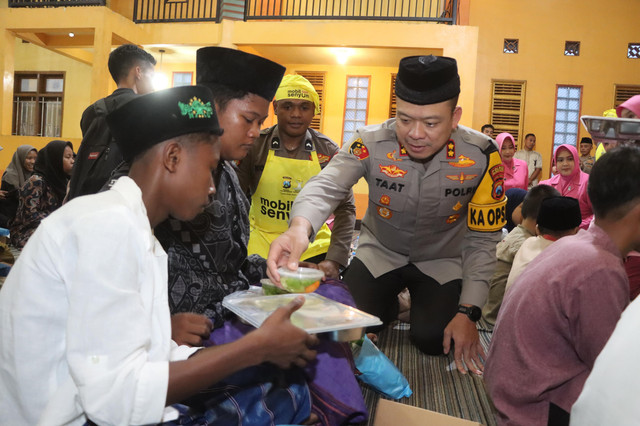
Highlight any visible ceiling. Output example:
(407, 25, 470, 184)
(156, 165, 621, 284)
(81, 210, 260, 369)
(16, 26, 440, 68)
(144, 44, 441, 67)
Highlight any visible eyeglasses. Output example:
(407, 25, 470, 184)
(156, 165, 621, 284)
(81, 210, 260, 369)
(581, 115, 640, 141)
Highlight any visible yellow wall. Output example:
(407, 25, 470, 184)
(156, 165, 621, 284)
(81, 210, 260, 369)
(14, 39, 92, 140)
(0, 40, 90, 169)
(0, 5, 479, 217)
(469, 0, 640, 180)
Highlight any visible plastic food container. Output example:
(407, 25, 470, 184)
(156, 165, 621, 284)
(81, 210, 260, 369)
(260, 278, 291, 295)
(223, 291, 382, 342)
(277, 266, 324, 293)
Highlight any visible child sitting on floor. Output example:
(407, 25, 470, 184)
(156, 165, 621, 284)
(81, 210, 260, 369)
(506, 196, 582, 291)
(482, 185, 560, 326)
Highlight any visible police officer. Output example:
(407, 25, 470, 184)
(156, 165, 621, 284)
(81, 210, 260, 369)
(267, 55, 506, 375)
(236, 74, 356, 279)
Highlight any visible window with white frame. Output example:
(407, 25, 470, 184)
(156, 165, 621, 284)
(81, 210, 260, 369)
(12, 71, 64, 137)
(553, 85, 582, 150)
(342, 76, 370, 144)
(172, 72, 193, 87)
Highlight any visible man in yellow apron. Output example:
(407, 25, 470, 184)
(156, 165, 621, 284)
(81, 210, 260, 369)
(236, 75, 356, 278)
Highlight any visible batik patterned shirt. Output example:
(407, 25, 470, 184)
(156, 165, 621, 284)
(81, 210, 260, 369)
(155, 161, 266, 327)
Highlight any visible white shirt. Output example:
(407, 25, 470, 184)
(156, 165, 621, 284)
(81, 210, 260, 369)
(570, 296, 640, 424)
(505, 236, 554, 291)
(514, 149, 543, 188)
(0, 177, 197, 426)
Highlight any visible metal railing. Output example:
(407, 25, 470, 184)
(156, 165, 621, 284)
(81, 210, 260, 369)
(245, 0, 457, 23)
(8, 0, 105, 6)
(131, 0, 455, 23)
(133, 0, 220, 23)
(9, 0, 456, 23)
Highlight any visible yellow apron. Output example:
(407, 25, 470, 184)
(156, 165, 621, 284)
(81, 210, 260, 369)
(248, 149, 332, 260)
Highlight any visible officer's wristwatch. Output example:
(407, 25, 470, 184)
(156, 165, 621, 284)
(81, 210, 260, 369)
(457, 305, 482, 322)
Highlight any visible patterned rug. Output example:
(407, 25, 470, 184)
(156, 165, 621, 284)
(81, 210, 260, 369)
(360, 319, 497, 425)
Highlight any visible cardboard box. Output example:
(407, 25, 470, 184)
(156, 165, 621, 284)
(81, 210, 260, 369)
(374, 399, 482, 426)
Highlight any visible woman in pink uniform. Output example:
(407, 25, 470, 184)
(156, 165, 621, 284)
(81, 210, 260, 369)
(539, 144, 592, 228)
(496, 132, 528, 191)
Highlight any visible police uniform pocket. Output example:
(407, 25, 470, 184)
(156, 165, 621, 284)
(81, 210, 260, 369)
(433, 186, 474, 231)
(434, 166, 483, 231)
(368, 182, 409, 228)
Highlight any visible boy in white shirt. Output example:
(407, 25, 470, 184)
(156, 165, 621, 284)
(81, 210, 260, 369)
(0, 86, 318, 425)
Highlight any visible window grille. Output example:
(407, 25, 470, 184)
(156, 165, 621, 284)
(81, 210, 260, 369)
(172, 72, 193, 87)
(296, 71, 326, 132)
(12, 72, 64, 137)
(564, 41, 580, 56)
(504, 39, 519, 54)
(553, 85, 582, 150)
(389, 73, 397, 118)
(614, 84, 640, 107)
(490, 80, 526, 144)
(342, 76, 370, 144)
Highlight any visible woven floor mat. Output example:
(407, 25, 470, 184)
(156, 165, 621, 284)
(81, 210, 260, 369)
(360, 320, 497, 425)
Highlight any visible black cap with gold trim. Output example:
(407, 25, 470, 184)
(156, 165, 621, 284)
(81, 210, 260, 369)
(196, 46, 285, 101)
(395, 55, 460, 105)
(106, 85, 223, 163)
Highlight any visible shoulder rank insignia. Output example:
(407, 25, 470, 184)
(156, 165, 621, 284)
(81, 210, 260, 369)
(445, 172, 478, 184)
(446, 140, 455, 159)
(379, 164, 408, 178)
(349, 138, 369, 160)
(448, 155, 476, 168)
(386, 150, 403, 162)
(317, 153, 332, 163)
(178, 97, 213, 119)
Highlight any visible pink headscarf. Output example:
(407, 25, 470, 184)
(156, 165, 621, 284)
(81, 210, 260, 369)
(496, 132, 528, 191)
(616, 95, 640, 118)
(496, 132, 516, 167)
(552, 144, 584, 195)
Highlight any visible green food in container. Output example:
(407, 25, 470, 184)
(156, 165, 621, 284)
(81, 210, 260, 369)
(277, 267, 324, 293)
(261, 280, 291, 295)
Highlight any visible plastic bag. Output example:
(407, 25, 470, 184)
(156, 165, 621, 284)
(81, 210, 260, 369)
(352, 335, 412, 399)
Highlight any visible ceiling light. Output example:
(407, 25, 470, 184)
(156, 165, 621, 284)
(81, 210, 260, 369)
(68, 32, 75, 38)
(334, 48, 353, 65)
(153, 49, 169, 90)
(152, 72, 169, 90)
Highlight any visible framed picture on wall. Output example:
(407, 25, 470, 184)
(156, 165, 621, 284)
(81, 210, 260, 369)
(172, 72, 193, 87)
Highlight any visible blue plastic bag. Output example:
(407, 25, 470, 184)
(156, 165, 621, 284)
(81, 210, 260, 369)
(353, 335, 412, 399)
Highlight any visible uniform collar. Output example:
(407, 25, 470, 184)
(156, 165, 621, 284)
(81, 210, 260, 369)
(269, 126, 314, 152)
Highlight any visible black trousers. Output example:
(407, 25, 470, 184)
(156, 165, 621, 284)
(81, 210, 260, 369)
(343, 257, 461, 355)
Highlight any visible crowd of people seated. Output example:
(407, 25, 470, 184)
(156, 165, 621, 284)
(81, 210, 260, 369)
(0, 41, 639, 426)
(481, 94, 640, 425)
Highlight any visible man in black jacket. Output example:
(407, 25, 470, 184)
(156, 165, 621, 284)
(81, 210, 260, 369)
(67, 44, 156, 200)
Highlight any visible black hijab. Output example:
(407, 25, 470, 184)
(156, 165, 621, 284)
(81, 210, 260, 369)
(33, 140, 73, 202)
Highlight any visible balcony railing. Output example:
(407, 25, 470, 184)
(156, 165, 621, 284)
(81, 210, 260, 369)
(131, 0, 455, 23)
(9, 0, 456, 23)
(8, 0, 105, 6)
(245, 0, 457, 23)
(133, 0, 220, 23)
